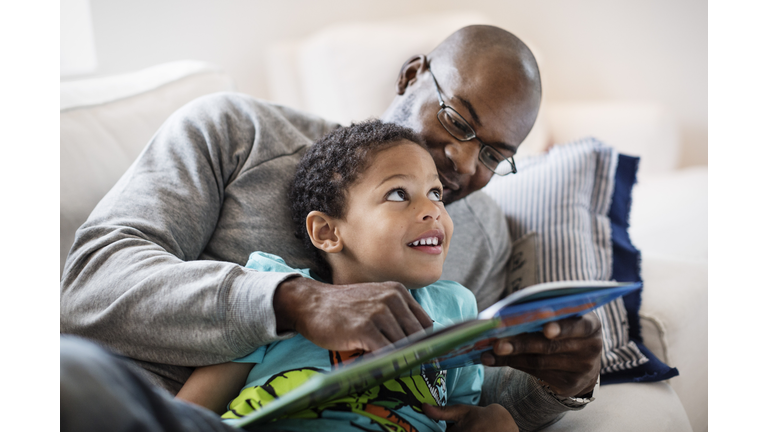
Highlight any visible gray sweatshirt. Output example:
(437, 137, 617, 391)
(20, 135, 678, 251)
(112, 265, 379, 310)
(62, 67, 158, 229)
(60, 93, 575, 430)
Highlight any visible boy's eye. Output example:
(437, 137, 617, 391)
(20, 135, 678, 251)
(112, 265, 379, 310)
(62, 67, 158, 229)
(386, 189, 407, 202)
(429, 190, 442, 202)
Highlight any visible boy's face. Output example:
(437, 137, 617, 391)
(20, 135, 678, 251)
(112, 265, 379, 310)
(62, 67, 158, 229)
(333, 141, 453, 289)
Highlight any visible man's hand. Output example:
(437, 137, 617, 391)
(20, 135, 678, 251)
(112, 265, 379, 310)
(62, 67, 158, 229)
(422, 403, 518, 432)
(273, 276, 434, 352)
(480, 312, 602, 397)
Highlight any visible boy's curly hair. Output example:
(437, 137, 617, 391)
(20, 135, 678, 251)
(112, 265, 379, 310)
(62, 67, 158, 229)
(289, 119, 421, 281)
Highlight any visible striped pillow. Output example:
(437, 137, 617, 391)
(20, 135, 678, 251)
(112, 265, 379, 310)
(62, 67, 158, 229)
(483, 138, 649, 375)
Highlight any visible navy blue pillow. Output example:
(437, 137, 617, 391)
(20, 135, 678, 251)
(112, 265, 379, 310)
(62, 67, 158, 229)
(601, 154, 679, 384)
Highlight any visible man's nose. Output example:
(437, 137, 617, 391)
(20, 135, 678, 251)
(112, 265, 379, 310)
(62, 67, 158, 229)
(444, 141, 479, 175)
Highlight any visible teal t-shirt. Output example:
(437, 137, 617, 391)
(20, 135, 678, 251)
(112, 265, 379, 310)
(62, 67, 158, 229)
(223, 252, 483, 432)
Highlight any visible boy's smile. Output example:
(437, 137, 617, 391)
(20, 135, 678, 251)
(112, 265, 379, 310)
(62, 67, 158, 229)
(406, 229, 445, 254)
(330, 140, 453, 289)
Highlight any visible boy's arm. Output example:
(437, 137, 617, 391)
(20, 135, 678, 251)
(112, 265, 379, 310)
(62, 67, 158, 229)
(423, 403, 518, 432)
(176, 362, 253, 415)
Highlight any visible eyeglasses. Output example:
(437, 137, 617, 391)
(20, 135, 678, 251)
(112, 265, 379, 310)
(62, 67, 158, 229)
(428, 67, 517, 175)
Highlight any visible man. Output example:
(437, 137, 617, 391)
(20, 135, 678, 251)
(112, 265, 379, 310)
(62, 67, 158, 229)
(61, 25, 601, 431)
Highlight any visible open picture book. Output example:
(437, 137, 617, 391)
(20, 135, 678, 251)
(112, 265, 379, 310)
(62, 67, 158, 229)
(229, 280, 642, 429)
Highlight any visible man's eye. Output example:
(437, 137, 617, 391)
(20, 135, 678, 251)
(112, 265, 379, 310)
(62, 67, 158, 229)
(450, 117, 471, 134)
(488, 152, 503, 164)
(386, 189, 407, 202)
(429, 190, 442, 202)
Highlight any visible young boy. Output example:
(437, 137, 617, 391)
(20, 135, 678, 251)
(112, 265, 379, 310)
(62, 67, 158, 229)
(177, 120, 517, 432)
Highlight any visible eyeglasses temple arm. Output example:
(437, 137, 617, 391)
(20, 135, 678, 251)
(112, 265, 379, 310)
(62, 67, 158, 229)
(428, 69, 447, 108)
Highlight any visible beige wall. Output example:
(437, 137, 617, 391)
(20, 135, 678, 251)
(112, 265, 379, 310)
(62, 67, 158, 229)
(84, 0, 706, 167)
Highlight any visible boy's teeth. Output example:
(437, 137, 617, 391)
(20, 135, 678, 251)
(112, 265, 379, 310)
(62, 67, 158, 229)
(409, 237, 440, 247)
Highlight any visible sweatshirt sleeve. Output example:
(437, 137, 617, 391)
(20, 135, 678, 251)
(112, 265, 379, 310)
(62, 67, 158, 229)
(60, 93, 333, 367)
(480, 365, 586, 432)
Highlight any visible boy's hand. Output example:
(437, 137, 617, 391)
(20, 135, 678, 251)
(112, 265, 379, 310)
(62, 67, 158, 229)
(422, 403, 518, 432)
(480, 312, 602, 397)
(273, 277, 434, 352)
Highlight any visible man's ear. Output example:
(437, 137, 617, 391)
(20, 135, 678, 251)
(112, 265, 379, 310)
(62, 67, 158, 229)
(395, 54, 429, 95)
(306, 211, 343, 253)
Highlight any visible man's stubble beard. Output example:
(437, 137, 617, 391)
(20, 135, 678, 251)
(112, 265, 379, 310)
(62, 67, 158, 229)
(386, 92, 417, 127)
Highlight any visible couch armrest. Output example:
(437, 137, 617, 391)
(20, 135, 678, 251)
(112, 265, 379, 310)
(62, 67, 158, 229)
(638, 256, 708, 432)
(623, 166, 707, 432)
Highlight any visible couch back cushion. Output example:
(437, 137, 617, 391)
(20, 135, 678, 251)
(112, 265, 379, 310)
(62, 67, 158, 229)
(60, 60, 236, 273)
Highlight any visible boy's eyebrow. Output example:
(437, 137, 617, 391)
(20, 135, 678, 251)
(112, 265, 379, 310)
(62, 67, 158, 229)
(376, 173, 440, 188)
(377, 173, 411, 188)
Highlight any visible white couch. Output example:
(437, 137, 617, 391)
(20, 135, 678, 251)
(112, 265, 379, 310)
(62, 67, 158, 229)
(60, 59, 705, 432)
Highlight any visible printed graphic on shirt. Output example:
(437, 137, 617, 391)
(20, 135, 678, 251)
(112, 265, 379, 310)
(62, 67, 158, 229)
(222, 350, 448, 432)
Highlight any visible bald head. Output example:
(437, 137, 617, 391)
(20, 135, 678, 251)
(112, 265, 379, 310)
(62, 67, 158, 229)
(429, 25, 540, 92)
(428, 25, 541, 139)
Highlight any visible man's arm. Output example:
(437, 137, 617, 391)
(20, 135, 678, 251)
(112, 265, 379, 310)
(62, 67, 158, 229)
(60, 93, 433, 376)
(60, 94, 301, 366)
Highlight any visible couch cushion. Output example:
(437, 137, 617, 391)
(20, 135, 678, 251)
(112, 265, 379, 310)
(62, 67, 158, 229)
(543, 381, 692, 431)
(60, 60, 236, 273)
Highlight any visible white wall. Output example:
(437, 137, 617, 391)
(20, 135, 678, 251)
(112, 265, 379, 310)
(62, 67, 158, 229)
(81, 0, 706, 167)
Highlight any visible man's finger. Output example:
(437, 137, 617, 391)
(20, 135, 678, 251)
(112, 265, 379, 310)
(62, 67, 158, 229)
(409, 300, 434, 334)
(373, 309, 408, 344)
(544, 313, 601, 340)
(421, 403, 471, 422)
(360, 329, 395, 353)
(393, 298, 432, 336)
(493, 340, 514, 356)
(499, 353, 592, 373)
(496, 327, 601, 356)
(404, 295, 435, 331)
(492, 333, 557, 356)
(380, 283, 432, 335)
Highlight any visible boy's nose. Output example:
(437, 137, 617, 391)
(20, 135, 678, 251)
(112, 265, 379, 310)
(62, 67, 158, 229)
(417, 199, 442, 221)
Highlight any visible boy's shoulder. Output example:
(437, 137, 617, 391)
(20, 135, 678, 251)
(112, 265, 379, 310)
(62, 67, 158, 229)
(413, 280, 479, 323)
(245, 251, 315, 278)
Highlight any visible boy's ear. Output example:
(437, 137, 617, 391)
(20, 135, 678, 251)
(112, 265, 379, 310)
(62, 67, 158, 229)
(306, 211, 343, 253)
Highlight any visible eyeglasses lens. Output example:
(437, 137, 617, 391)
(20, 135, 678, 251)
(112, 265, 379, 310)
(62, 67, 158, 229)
(437, 108, 475, 141)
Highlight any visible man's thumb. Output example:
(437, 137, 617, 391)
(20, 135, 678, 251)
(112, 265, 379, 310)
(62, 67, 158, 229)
(422, 403, 470, 422)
